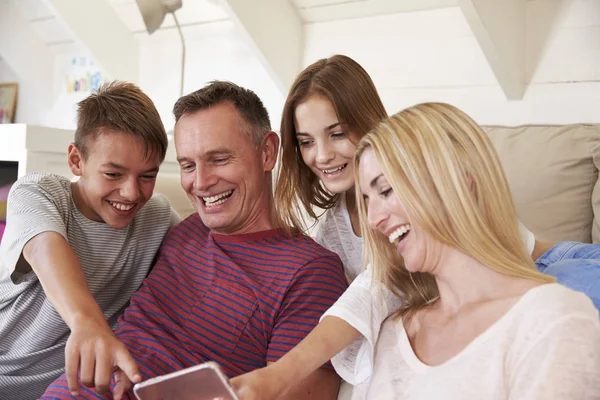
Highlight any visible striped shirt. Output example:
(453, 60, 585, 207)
(0, 173, 178, 400)
(43, 213, 348, 399)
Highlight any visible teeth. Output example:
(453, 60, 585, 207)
(322, 165, 346, 174)
(109, 201, 135, 211)
(203, 190, 234, 206)
(389, 224, 411, 243)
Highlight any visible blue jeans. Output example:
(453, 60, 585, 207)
(536, 241, 600, 311)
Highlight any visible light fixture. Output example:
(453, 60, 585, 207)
(135, 0, 186, 97)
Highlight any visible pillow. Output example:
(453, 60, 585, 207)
(484, 124, 600, 243)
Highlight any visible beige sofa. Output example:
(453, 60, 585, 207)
(486, 124, 600, 244)
(156, 123, 600, 245)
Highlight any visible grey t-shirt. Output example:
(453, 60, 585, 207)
(0, 173, 180, 399)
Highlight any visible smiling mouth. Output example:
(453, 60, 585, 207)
(321, 164, 347, 175)
(108, 201, 136, 212)
(388, 224, 411, 245)
(202, 189, 234, 208)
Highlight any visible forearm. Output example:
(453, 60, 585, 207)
(270, 316, 360, 387)
(24, 232, 108, 329)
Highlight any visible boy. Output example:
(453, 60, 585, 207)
(0, 81, 180, 399)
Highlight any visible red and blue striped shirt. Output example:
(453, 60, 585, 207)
(43, 214, 348, 399)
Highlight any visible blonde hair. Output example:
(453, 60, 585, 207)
(355, 102, 555, 318)
(275, 55, 388, 232)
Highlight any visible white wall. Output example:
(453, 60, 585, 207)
(0, 58, 47, 125)
(303, 0, 600, 125)
(136, 21, 285, 133)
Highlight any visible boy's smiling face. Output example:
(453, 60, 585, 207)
(68, 130, 161, 229)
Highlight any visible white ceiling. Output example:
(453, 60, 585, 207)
(9, 0, 459, 48)
(292, 0, 458, 22)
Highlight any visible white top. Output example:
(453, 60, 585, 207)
(353, 284, 600, 400)
(314, 194, 363, 282)
(317, 196, 538, 385)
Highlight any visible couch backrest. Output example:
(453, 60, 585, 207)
(484, 124, 600, 244)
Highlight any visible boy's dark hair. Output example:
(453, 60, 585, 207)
(172, 80, 271, 146)
(75, 81, 168, 161)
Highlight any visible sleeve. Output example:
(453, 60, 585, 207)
(321, 266, 403, 385)
(267, 254, 348, 369)
(517, 220, 536, 256)
(0, 180, 68, 282)
(509, 315, 600, 400)
(169, 207, 182, 228)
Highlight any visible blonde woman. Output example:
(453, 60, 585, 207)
(348, 103, 600, 398)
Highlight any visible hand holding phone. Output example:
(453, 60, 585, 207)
(133, 361, 239, 400)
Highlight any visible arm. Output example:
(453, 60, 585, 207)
(4, 181, 139, 398)
(509, 315, 600, 399)
(232, 267, 403, 399)
(23, 233, 140, 397)
(232, 317, 358, 400)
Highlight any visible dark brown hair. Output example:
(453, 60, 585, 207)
(75, 81, 167, 161)
(172, 80, 271, 146)
(275, 55, 388, 231)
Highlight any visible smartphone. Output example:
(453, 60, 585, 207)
(133, 361, 240, 400)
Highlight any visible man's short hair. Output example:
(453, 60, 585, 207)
(75, 81, 168, 162)
(172, 81, 271, 146)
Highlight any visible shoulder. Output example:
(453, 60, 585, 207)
(161, 212, 209, 245)
(511, 284, 599, 345)
(282, 231, 343, 263)
(523, 283, 598, 318)
(275, 232, 346, 281)
(137, 193, 172, 216)
(9, 173, 71, 200)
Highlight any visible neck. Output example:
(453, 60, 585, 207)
(430, 247, 535, 316)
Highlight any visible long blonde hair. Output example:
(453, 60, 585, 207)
(355, 103, 555, 317)
(275, 55, 388, 232)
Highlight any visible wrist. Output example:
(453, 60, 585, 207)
(68, 309, 109, 331)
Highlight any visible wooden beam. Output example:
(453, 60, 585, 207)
(459, 0, 526, 100)
(220, 0, 303, 95)
(48, 0, 139, 83)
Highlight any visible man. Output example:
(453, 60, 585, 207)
(0, 82, 180, 399)
(43, 81, 348, 400)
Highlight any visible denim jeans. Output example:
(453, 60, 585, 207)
(536, 241, 600, 311)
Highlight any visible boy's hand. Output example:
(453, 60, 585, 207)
(65, 318, 141, 400)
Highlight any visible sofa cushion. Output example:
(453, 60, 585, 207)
(484, 124, 600, 243)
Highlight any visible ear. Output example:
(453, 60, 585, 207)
(261, 131, 280, 172)
(67, 143, 84, 177)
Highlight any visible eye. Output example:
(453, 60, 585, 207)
(380, 188, 393, 198)
(331, 132, 346, 139)
(212, 157, 230, 165)
(297, 138, 313, 147)
(104, 172, 120, 178)
(141, 174, 157, 181)
(180, 164, 195, 172)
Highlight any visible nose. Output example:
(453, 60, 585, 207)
(367, 198, 388, 232)
(315, 141, 335, 165)
(120, 178, 141, 202)
(193, 165, 218, 191)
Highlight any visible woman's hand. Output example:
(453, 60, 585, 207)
(231, 365, 287, 400)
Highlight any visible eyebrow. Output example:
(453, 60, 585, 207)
(370, 174, 384, 188)
(296, 122, 344, 137)
(101, 162, 159, 174)
(176, 148, 234, 163)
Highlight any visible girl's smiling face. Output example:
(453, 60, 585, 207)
(294, 95, 358, 194)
